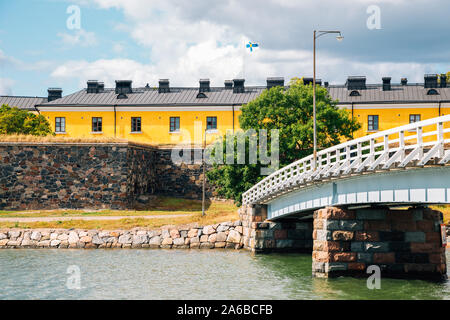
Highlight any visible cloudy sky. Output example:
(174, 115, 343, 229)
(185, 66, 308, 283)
(0, 0, 449, 96)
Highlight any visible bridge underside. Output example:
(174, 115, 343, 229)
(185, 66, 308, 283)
(240, 203, 447, 280)
(267, 166, 450, 221)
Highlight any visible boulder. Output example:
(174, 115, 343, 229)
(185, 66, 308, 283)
(118, 234, 132, 244)
(187, 229, 198, 238)
(92, 235, 104, 245)
(8, 230, 21, 239)
(170, 229, 180, 239)
(208, 234, 217, 243)
(227, 230, 241, 244)
(50, 240, 61, 247)
(132, 235, 148, 245)
(216, 232, 227, 242)
(173, 237, 185, 246)
(161, 238, 173, 245)
(80, 236, 92, 243)
(202, 225, 215, 235)
(68, 231, 79, 244)
(57, 234, 69, 241)
(149, 236, 161, 247)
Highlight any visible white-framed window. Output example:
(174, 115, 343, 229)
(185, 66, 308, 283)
(368, 115, 379, 131)
(55, 117, 65, 133)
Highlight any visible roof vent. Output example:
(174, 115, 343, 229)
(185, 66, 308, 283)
(199, 79, 210, 93)
(424, 74, 438, 88)
(324, 82, 329, 88)
(48, 88, 62, 102)
(346, 76, 366, 90)
(87, 80, 99, 93)
(196, 92, 207, 99)
(303, 78, 322, 86)
(349, 90, 361, 96)
(115, 80, 132, 94)
(440, 74, 447, 88)
(382, 77, 391, 91)
(266, 77, 284, 89)
(224, 80, 233, 90)
(233, 79, 245, 93)
(145, 83, 150, 90)
(159, 79, 170, 93)
(401, 78, 408, 86)
(427, 89, 439, 95)
(117, 93, 128, 99)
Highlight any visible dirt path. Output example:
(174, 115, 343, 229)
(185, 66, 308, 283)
(0, 214, 193, 222)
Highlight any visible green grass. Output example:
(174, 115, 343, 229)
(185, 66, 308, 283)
(0, 197, 239, 230)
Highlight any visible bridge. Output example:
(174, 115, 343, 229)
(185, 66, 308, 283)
(239, 115, 450, 279)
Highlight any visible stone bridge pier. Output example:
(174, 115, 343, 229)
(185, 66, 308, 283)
(240, 204, 447, 280)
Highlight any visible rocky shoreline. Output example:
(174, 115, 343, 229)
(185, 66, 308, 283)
(0, 221, 244, 250)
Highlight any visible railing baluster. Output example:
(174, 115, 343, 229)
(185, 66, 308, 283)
(242, 115, 450, 205)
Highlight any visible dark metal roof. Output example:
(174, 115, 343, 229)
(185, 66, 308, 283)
(39, 86, 266, 107)
(328, 84, 450, 104)
(0, 96, 47, 111)
(26, 81, 450, 109)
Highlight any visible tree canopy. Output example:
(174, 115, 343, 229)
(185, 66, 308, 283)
(0, 104, 53, 136)
(206, 80, 361, 205)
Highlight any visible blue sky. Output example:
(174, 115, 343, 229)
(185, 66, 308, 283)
(0, 0, 449, 97)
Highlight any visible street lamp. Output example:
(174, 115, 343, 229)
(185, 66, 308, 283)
(202, 127, 209, 217)
(313, 30, 343, 170)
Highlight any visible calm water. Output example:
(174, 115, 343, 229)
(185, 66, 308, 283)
(1, 249, 450, 300)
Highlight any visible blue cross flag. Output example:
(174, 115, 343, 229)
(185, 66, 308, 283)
(246, 41, 259, 52)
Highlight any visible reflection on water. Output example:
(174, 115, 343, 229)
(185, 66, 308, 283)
(0, 249, 449, 300)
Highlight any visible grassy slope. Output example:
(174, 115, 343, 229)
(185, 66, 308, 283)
(0, 197, 238, 230)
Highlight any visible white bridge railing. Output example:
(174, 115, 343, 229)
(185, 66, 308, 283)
(242, 115, 450, 205)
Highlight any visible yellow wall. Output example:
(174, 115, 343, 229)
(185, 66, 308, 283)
(41, 104, 448, 145)
(42, 109, 242, 146)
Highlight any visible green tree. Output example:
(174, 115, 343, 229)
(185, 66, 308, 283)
(0, 104, 53, 136)
(206, 80, 361, 205)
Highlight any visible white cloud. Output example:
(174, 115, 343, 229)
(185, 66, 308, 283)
(56, 0, 448, 89)
(0, 78, 15, 96)
(57, 29, 98, 47)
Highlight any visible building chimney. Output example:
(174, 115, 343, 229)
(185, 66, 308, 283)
(324, 82, 329, 88)
(115, 80, 132, 94)
(87, 80, 99, 93)
(440, 74, 447, 88)
(199, 79, 210, 92)
(158, 79, 170, 93)
(401, 78, 408, 86)
(346, 76, 366, 90)
(266, 77, 284, 89)
(224, 80, 233, 90)
(302, 77, 321, 86)
(424, 74, 438, 88)
(48, 88, 62, 102)
(382, 77, 391, 91)
(233, 79, 245, 93)
(98, 82, 104, 93)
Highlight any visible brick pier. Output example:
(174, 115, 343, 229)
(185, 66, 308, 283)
(312, 206, 447, 280)
(240, 204, 447, 280)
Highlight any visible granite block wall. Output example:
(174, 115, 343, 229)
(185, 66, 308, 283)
(312, 206, 447, 280)
(0, 143, 156, 210)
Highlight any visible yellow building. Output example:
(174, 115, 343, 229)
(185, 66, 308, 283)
(4, 74, 450, 145)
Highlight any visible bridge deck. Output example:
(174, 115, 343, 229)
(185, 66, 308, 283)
(242, 115, 450, 220)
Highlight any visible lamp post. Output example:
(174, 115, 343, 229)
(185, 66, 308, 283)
(202, 127, 208, 217)
(313, 30, 343, 170)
